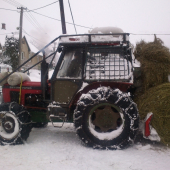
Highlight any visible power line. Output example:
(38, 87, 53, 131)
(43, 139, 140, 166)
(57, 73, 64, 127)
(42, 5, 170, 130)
(3, 0, 50, 37)
(0, 7, 18, 11)
(2, 1, 170, 34)
(23, 29, 51, 49)
(23, 29, 44, 43)
(68, 0, 77, 34)
(28, 1, 58, 12)
(24, 13, 41, 31)
(2, 0, 25, 8)
(130, 33, 170, 35)
(2, 0, 92, 30)
(13, 0, 51, 37)
(2, 0, 18, 7)
(24, 13, 43, 32)
(27, 12, 49, 35)
(11, 0, 45, 32)
(30, 11, 93, 29)
(9, 0, 26, 7)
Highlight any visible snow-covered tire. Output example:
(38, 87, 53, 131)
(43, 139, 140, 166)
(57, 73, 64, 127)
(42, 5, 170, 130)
(33, 122, 48, 128)
(0, 102, 32, 145)
(74, 87, 139, 149)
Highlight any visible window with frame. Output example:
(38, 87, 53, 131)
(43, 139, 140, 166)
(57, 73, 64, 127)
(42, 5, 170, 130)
(85, 48, 132, 81)
(21, 52, 24, 60)
(57, 49, 83, 79)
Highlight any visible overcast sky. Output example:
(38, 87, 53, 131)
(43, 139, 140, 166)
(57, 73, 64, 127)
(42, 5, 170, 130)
(1, 0, 170, 49)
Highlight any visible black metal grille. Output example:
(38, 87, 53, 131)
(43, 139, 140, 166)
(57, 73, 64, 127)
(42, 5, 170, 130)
(85, 48, 131, 81)
(10, 91, 19, 103)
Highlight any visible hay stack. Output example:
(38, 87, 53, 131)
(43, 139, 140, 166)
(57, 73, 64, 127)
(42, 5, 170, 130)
(136, 83, 170, 146)
(134, 37, 170, 92)
(134, 37, 170, 146)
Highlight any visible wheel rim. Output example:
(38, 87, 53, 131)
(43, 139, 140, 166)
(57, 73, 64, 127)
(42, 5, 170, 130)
(2, 116, 15, 133)
(0, 112, 20, 140)
(88, 103, 124, 140)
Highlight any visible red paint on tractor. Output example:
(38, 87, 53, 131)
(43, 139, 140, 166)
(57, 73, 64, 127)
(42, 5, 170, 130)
(145, 114, 153, 137)
(2, 81, 50, 106)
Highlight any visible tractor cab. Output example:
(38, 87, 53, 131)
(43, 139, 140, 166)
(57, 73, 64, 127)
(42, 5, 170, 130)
(49, 33, 133, 106)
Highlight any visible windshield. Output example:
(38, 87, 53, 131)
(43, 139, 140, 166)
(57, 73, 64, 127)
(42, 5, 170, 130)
(57, 50, 83, 79)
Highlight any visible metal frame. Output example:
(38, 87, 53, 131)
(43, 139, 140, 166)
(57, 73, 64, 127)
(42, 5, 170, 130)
(0, 33, 130, 85)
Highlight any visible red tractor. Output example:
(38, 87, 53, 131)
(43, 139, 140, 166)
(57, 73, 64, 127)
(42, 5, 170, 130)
(0, 31, 141, 149)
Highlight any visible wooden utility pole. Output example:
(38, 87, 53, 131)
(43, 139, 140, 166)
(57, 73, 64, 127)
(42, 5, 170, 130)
(59, 0, 67, 34)
(17, 7, 26, 68)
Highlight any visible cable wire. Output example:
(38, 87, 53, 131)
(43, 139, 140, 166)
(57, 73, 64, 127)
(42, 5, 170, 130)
(27, 12, 49, 35)
(130, 33, 170, 35)
(9, 0, 26, 7)
(68, 0, 77, 34)
(3, 0, 51, 37)
(0, 7, 18, 11)
(2, 0, 92, 30)
(23, 29, 47, 46)
(30, 10, 92, 29)
(2, 0, 18, 7)
(2, 1, 170, 35)
(27, 1, 58, 12)
(23, 29, 42, 42)
(24, 12, 45, 34)
(24, 13, 41, 31)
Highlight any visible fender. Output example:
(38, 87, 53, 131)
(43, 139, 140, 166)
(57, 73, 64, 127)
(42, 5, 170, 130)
(69, 81, 132, 108)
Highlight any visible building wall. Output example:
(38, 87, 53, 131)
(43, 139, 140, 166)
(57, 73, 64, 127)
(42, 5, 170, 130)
(21, 38, 42, 70)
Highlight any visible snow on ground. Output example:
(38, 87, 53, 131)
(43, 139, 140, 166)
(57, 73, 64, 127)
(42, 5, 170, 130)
(0, 123, 170, 170)
(1, 69, 170, 170)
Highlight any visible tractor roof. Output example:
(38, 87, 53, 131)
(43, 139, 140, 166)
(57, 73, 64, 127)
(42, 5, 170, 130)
(58, 33, 130, 47)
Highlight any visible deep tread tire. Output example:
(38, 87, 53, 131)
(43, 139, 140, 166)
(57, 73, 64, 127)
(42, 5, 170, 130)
(0, 102, 32, 145)
(74, 87, 139, 149)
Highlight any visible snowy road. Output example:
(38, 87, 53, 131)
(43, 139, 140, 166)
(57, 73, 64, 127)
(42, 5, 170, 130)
(0, 123, 170, 170)
(0, 70, 170, 170)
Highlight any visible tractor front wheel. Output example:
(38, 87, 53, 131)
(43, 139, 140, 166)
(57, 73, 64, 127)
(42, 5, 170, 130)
(0, 102, 32, 145)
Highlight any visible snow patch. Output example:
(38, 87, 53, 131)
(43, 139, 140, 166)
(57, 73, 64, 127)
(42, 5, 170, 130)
(88, 113, 125, 140)
(78, 82, 89, 92)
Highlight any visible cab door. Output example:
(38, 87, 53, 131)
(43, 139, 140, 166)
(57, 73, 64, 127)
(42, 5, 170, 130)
(51, 48, 84, 104)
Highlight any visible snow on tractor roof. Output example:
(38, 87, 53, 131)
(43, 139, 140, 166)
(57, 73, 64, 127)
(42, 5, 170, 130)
(90, 27, 124, 34)
(59, 27, 129, 44)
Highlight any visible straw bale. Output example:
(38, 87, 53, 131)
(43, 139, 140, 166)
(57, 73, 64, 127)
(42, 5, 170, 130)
(134, 36, 170, 63)
(134, 37, 170, 92)
(135, 83, 170, 146)
(134, 37, 170, 146)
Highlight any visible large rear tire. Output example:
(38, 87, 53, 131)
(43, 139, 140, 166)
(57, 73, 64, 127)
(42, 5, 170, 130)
(74, 87, 139, 149)
(0, 102, 32, 145)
